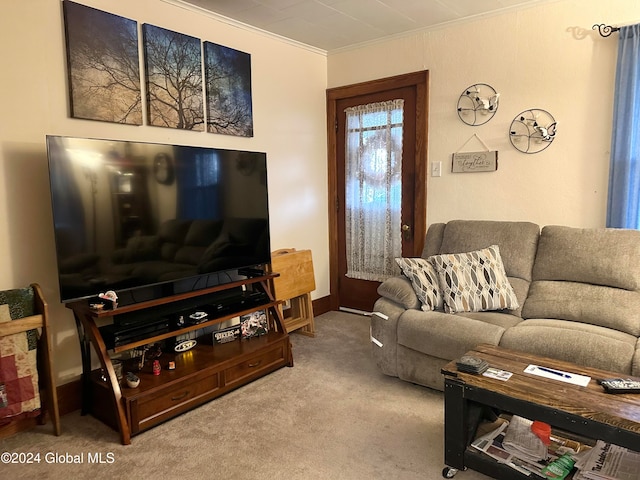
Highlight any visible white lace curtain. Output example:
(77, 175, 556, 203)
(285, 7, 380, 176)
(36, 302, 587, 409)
(344, 99, 404, 281)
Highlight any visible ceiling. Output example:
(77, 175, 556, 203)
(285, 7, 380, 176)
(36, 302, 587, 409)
(177, 0, 553, 51)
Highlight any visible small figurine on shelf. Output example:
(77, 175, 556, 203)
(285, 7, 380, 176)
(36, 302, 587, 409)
(98, 290, 118, 309)
(152, 360, 161, 376)
(126, 372, 140, 388)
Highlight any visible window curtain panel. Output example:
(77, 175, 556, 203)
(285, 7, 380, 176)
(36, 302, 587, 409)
(344, 99, 404, 281)
(607, 24, 640, 229)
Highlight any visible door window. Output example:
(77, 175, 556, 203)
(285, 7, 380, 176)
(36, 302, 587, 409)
(344, 99, 404, 281)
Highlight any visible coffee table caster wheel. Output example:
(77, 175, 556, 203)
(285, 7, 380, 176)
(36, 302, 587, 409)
(442, 467, 458, 478)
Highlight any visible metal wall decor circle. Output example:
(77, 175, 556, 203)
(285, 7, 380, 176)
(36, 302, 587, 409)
(509, 109, 557, 154)
(457, 83, 500, 126)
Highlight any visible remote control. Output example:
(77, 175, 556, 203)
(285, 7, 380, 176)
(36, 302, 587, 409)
(456, 355, 489, 374)
(599, 378, 640, 394)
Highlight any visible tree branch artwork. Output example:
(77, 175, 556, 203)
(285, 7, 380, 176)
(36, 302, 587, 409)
(63, 1, 142, 125)
(204, 42, 254, 137)
(143, 24, 204, 131)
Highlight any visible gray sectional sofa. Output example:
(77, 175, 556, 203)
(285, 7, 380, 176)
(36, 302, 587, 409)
(371, 220, 640, 391)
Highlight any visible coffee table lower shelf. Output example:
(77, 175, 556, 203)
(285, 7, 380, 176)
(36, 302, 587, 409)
(444, 448, 535, 479)
(441, 345, 640, 479)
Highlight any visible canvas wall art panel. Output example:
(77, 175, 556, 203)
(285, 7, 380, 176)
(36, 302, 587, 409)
(204, 42, 254, 137)
(143, 24, 204, 131)
(63, 1, 142, 125)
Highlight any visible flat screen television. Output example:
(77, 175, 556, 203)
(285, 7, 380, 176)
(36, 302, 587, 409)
(46, 135, 270, 304)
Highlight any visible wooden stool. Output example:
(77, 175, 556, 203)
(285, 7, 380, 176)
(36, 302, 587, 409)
(270, 249, 316, 337)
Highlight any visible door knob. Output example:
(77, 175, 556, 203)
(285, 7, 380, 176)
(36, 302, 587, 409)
(402, 224, 411, 240)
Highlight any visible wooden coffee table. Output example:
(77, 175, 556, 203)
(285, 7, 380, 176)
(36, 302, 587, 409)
(441, 344, 640, 479)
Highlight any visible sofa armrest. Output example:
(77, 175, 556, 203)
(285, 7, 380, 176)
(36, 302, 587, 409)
(377, 276, 420, 310)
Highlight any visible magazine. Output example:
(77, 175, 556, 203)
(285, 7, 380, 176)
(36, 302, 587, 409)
(573, 440, 640, 480)
(240, 310, 268, 338)
(471, 420, 549, 477)
(502, 415, 549, 463)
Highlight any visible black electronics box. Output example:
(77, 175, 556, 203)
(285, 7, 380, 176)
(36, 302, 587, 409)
(100, 318, 170, 349)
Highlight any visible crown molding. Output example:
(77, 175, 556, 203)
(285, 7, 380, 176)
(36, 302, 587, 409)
(160, 0, 328, 56)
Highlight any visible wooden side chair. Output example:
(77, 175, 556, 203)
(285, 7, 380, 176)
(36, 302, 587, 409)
(0, 283, 60, 438)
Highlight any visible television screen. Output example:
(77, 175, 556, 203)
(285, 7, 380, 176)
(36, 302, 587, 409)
(46, 135, 270, 303)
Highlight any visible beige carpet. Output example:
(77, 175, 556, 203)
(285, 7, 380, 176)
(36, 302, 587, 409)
(0, 311, 492, 480)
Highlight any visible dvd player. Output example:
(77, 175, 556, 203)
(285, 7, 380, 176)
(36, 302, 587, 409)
(100, 318, 170, 349)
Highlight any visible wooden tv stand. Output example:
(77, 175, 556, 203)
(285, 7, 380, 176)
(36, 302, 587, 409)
(68, 273, 293, 445)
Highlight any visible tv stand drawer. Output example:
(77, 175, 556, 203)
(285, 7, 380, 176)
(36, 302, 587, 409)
(223, 340, 287, 387)
(128, 370, 221, 434)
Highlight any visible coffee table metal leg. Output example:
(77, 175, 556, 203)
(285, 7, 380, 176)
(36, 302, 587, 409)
(444, 378, 468, 472)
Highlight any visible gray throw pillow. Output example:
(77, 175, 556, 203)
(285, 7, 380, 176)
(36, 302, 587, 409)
(429, 245, 519, 313)
(395, 257, 443, 311)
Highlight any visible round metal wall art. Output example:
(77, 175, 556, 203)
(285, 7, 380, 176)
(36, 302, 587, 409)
(509, 109, 557, 154)
(457, 83, 500, 126)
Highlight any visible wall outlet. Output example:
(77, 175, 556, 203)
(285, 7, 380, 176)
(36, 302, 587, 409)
(431, 161, 442, 177)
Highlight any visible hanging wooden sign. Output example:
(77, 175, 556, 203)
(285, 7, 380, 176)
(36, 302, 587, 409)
(451, 150, 498, 173)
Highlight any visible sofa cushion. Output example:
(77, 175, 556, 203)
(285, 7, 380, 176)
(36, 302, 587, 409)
(397, 309, 506, 360)
(532, 226, 640, 290)
(423, 220, 540, 282)
(500, 319, 636, 374)
(395, 257, 443, 311)
(429, 245, 519, 313)
(525, 226, 640, 336)
(522, 281, 640, 336)
(457, 311, 523, 330)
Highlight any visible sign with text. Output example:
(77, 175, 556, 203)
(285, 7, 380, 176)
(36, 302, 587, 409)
(452, 150, 498, 173)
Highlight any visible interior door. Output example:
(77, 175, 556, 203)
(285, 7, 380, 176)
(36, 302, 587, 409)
(327, 71, 428, 312)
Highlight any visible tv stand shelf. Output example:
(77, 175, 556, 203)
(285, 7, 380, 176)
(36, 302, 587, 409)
(105, 298, 280, 353)
(68, 273, 293, 445)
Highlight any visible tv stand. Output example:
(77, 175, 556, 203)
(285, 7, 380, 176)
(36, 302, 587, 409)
(68, 273, 293, 445)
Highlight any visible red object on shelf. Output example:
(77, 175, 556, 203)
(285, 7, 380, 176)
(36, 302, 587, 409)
(152, 360, 161, 376)
(531, 420, 551, 445)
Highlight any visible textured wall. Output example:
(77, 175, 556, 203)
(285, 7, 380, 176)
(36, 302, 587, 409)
(328, 0, 639, 228)
(0, 0, 328, 382)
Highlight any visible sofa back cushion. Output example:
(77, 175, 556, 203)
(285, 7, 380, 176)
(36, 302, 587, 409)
(522, 225, 640, 336)
(422, 220, 540, 316)
(422, 220, 540, 282)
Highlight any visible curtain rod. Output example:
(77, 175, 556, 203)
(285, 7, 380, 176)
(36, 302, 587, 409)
(593, 24, 620, 37)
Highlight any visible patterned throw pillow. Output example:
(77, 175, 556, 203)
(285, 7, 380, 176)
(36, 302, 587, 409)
(395, 257, 443, 311)
(429, 245, 519, 313)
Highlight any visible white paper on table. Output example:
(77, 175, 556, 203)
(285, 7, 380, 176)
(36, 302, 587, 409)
(524, 364, 591, 387)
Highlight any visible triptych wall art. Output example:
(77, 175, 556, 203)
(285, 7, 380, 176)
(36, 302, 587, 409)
(63, 1, 254, 137)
